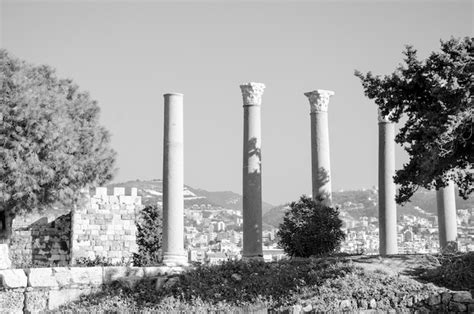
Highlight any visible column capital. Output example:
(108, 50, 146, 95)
(240, 82, 265, 106)
(304, 89, 335, 113)
(378, 108, 394, 123)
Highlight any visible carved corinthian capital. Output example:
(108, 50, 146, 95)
(378, 108, 393, 123)
(304, 89, 335, 113)
(240, 82, 265, 106)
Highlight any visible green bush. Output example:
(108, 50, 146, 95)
(133, 205, 163, 266)
(277, 195, 345, 257)
(75, 256, 130, 267)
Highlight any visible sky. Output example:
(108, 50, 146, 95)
(1, 0, 472, 205)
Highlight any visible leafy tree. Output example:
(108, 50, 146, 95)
(0, 50, 116, 239)
(277, 196, 345, 257)
(355, 37, 473, 204)
(133, 205, 163, 266)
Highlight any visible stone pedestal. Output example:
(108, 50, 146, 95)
(378, 110, 398, 255)
(162, 93, 187, 266)
(240, 82, 265, 260)
(436, 181, 458, 250)
(304, 90, 334, 206)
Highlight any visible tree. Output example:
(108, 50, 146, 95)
(355, 37, 473, 204)
(0, 50, 116, 239)
(133, 205, 163, 266)
(277, 196, 345, 257)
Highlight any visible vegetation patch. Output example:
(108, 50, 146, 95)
(57, 257, 453, 312)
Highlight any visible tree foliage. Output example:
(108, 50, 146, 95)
(0, 50, 116, 225)
(133, 205, 163, 266)
(355, 37, 473, 204)
(277, 196, 345, 257)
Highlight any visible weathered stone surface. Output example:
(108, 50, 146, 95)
(0, 244, 12, 269)
(441, 292, 452, 304)
(452, 291, 472, 303)
(25, 290, 48, 313)
(103, 266, 144, 283)
(231, 273, 242, 281)
(427, 294, 441, 306)
(291, 304, 302, 314)
(448, 301, 467, 312)
(0, 290, 24, 313)
(369, 298, 377, 309)
(155, 277, 167, 290)
(340, 299, 352, 310)
(143, 266, 173, 277)
(48, 288, 91, 310)
(163, 277, 179, 289)
(302, 303, 312, 312)
(0, 269, 27, 288)
(70, 267, 102, 286)
(27, 268, 58, 288)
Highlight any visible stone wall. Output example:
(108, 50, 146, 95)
(6, 186, 142, 268)
(0, 266, 184, 313)
(71, 187, 142, 264)
(9, 211, 71, 268)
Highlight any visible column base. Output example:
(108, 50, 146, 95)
(162, 252, 188, 267)
(242, 254, 264, 262)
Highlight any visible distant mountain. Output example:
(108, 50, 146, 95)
(107, 179, 274, 213)
(262, 189, 474, 228)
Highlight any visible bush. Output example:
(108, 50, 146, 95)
(277, 195, 345, 257)
(133, 205, 163, 266)
(75, 256, 130, 267)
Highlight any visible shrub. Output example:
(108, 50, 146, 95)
(75, 256, 130, 267)
(277, 195, 345, 257)
(133, 205, 163, 266)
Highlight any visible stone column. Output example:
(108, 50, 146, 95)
(304, 90, 334, 206)
(240, 82, 265, 260)
(162, 93, 187, 266)
(436, 181, 458, 250)
(378, 110, 398, 255)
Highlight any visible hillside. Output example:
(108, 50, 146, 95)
(107, 179, 274, 213)
(263, 189, 474, 227)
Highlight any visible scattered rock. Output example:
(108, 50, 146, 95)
(369, 299, 377, 309)
(339, 299, 351, 310)
(291, 304, 302, 314)
(427, 294, 441, 306)
(155, 277, 167, 290)
(448, 301, 467, 312)
(163, 277, 179, 289)
(452, 291, 472, 303)
(441, 292, 452, 304)
(302, 303, 312, 312)
(231, 273, 242, 281)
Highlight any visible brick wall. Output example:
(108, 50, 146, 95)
(71, 187, 142, 264)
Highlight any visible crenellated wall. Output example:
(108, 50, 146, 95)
(71, 187, 142, 264)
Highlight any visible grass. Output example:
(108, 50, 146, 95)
(56, 256, 461, 312)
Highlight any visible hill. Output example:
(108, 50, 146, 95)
(263, 189, 474, 227)
(107, 179, 274, 213)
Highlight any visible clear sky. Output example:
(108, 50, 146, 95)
(1, 0, 472, 205)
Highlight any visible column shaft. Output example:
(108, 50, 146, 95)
(162, 93, 187, 266)
(240, 82, 265, 260)
(310, 111, 331, 204)
(378, 121, 398, 255)
(436, 181, 457, 249)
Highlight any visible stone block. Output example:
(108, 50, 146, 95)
(27, 268, 58, 288)
(0, 269, 28, 288)
(0, 244, 12, 269)
(70, 267, 102, 286)
(427, 294, 441, 306)
(0, 290, 24, 313)
(448, 301, 467, 312)
(94, 187, 108, 197)
(452, 291, 472, 303)
(24, 290, 48, 313)
(48, 288, 91, 310)
(441, 292, 452, 304)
